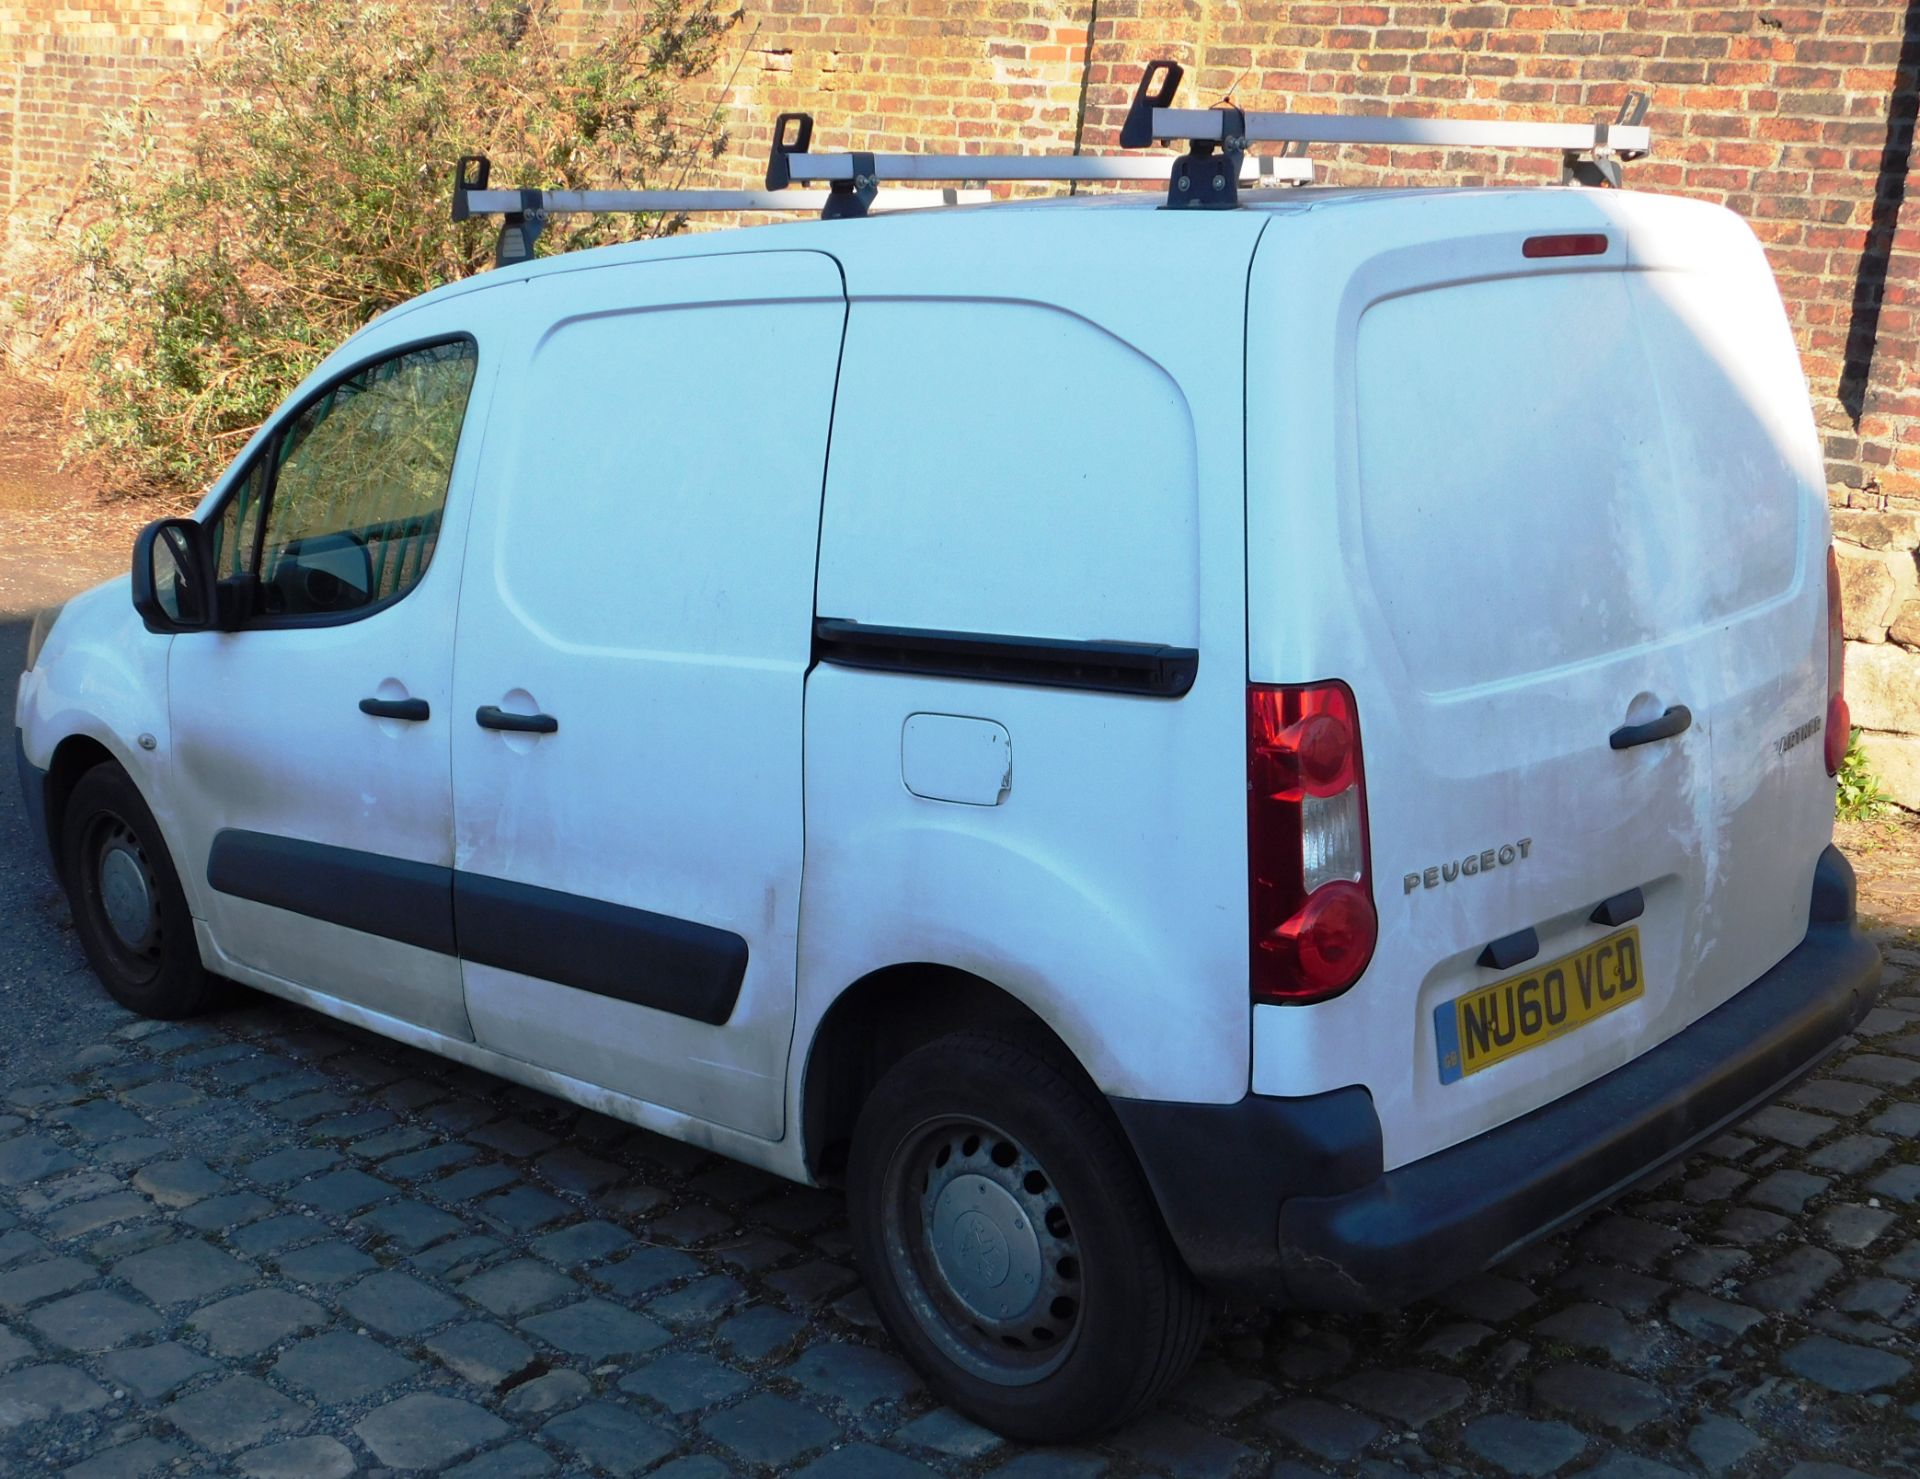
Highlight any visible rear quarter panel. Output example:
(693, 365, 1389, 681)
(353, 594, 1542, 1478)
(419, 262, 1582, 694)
(792, 211, 1266, 1107)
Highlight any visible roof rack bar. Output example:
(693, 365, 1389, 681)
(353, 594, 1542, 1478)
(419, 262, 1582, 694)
(762, 104, 1310, 216)
(768, 152, 1309, 185)
(1146, 107, 1651, 156)
(1118, 58, 1651, 202)
(452, 152, 1000, 265)
(457, 186, 982, 216)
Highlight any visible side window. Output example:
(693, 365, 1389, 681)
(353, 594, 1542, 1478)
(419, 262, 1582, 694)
(222, 339, 478, 622)
(211, 456, 268, 583)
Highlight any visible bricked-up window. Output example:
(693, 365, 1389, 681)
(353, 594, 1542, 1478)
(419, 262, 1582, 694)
(219, 339, 478, 623)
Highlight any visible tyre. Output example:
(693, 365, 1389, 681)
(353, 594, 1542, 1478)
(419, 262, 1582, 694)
(846, 1030, 1209, 1441)
(58, 763, 219, 1019)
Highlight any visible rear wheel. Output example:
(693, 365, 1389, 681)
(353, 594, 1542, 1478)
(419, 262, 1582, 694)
(847, 1030, 1209, 1441)
(59, 764, 218, 1019)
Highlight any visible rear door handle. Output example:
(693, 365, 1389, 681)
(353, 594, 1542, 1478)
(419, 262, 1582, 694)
(1610, 704, 1691, 751)
(359, 697, 429, 722)
(476, 705, 558, 735)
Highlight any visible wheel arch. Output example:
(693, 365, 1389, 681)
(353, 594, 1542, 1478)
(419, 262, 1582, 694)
(799, 963, 1093, 1185)
(42, 733, 122, 874)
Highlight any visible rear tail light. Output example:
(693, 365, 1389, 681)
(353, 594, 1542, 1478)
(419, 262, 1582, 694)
(1825, 545, 1848, 776)
(1248, 682, 1376, 1004)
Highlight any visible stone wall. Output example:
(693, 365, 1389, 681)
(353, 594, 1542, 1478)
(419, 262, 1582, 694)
(1835, 508, 1920, 808)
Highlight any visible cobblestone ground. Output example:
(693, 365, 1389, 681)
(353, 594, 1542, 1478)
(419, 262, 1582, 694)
(0, 933, 1909, 1479)
(5, 604, 1920, 1477)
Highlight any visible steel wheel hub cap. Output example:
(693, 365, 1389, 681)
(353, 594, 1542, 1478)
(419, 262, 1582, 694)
(98, 840, 156, 951)
(929, 1173, 1041, 1321)
(895, 1120, 1084, 1375)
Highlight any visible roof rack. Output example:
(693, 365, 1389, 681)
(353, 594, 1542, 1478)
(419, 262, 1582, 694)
(451, 155, 1001, 266)
(759, 111, 1310, 220)
(452, 113, 1315, 265)
(1118, 57, 1652, 208)
(451, 58, 1652, 263)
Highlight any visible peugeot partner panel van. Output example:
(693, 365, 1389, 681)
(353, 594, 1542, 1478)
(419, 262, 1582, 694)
(16, 170, 1882, 1438)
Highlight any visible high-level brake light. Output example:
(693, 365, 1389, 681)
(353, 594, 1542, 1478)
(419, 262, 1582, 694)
(1523, 232, 1609, 259)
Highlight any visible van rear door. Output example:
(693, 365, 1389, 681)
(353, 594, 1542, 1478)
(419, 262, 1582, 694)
(1244, 191, 1833, 1170)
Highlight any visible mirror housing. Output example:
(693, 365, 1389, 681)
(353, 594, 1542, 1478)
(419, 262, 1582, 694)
(130, 518, 217, 635)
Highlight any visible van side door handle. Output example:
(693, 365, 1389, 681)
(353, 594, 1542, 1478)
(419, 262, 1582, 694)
(1609, 704, 1691, 751)
(476, 705, 558, 735)
(359, 697, 430, 722)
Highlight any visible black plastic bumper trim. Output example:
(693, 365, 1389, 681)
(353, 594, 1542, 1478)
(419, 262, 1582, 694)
(1110, 1087, 1382, 1294)
(1283, 847, 1880, 1309)
(814, 618, 1198, 698)
(15, 730, 53, 879)
(1113, 846, 1880, 1308)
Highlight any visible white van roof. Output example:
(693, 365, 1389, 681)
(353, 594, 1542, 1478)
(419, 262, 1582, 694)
(376, 177, 1724, 331)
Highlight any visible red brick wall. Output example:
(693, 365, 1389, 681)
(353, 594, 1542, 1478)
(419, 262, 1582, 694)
(0, 4, 237, 253)
(5, 2, 1917, 507)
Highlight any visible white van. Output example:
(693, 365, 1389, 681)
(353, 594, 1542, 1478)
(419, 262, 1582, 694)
(13, 85, 1884, 1440)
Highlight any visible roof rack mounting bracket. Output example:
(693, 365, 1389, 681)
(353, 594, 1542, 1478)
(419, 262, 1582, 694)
(1166, 106, 1245, 210)
(822, 151, 877, 220)
(1562, 89, 1651, 188)
(1120, 57, 1185, 149)
(495, 191, 548, 268)
(452, 154, 490, 221)
(766, 112, 814, 191)
(451, 155, 546, 267)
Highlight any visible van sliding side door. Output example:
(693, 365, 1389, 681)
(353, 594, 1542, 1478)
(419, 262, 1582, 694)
(446, 250, 848, 1142)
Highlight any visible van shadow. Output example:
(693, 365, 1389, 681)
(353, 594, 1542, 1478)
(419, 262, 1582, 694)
(1838, 0, 1920, 428)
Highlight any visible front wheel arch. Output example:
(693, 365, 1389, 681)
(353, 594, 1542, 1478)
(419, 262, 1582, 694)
(42, 734, 120, 879)
(56, 759, 219, 1019)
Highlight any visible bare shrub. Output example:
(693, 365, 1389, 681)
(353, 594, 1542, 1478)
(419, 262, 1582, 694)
(30, 0, 735, 493)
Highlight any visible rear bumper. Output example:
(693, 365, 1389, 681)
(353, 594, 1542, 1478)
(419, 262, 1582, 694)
(1112, 846, 1881, 1310)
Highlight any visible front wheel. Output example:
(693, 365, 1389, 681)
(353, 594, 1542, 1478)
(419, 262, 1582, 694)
(59, 763, 219, 1019)
(846, 1030, 1209, 1442)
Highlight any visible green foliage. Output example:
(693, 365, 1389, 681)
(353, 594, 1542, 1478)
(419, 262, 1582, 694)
(1837, 729, 1891, 823)
(50, 0, 735, 492)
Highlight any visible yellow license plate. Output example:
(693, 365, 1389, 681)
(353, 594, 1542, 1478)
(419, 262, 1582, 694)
(1435, 926, 1644, 1083)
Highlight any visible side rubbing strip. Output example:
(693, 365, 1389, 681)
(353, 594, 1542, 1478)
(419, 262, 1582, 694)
(207, 830, 455, 955)
(453, 873, 748, 1027)
(813, 618, 1198, 698)
(206, 831, 745, 1026)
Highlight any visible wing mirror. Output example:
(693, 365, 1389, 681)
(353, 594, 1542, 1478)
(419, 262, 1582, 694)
(130, 518, 217, 634)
